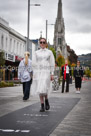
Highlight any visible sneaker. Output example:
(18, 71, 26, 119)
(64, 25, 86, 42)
(76, 91, 80, 94)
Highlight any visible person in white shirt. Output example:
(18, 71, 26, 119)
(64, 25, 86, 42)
(31, 38, 55, 112)
(18, 52, 33, 101)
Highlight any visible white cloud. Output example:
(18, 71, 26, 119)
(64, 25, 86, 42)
(65, 32, 91, 55)
(0, 0, 91, 55)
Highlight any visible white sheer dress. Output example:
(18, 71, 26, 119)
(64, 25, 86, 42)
(31, 48, 55, 95)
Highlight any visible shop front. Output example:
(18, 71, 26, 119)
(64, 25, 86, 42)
(3, 53, 23, 81)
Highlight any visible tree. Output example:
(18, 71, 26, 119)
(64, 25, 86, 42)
(56, 54, 65, 67)
(0, 51, 5, 66)
(0, 51, 5, 79)
(49, 47, 56, 60)
(67, 46, 78, 64)
(71, 63, 76, 76)
(85, 67, 91, 78)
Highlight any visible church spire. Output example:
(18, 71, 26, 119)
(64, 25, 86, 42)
(57, 0, 62, 19)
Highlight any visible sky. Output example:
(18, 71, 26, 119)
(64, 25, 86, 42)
(0, 0, 91, 55)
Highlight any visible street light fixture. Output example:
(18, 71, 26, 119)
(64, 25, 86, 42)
(27, 0, 41, 50)
(46, 20, 54, 43)
(30, 4, 41, 6)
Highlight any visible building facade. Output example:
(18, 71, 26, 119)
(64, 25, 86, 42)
(0, 17, 39, 80)
(0, 17, 26, 61)
(54, 0, 67, 58)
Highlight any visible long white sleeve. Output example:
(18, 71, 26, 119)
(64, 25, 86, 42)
(50, 51, 55, 75)
(32, 51, 37, 69)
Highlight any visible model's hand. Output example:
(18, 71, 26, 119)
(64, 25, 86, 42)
(50, 75, 54, 81)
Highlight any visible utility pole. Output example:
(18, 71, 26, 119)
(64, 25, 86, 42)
(27, 0, 40, 50)
(46, 20, 48, 42)
(27, 0, 30, 50)
(46, 20, 54, 43)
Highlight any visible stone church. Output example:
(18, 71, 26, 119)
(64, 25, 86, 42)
(54, 0, 67, 58)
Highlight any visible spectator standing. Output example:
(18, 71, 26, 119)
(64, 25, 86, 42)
(74, 61, 83, 93)
(61, 59, 72, 93)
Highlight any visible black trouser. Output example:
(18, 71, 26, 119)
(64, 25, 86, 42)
(75, 76, 82, 88)
(62, 74, 69, 93)
(23, 80, 32, 100)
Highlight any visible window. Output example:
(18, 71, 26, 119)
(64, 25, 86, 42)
(20, 44, 22, 56)
(17, 42, 19, 54)
(1, 35, 4, 49)
(23, 45, 25, 55)
(58, 38, 61, 45)
(13, 40, 15, 53)
(6, 38, 7, 51)
(10, 38, 12, 52)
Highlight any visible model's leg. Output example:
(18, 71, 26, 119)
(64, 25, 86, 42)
(39, 95, 45, 112)
(45, 94, 50, 110)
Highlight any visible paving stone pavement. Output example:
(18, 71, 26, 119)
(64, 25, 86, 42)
(0, 81, 91, 136)
(50, 81, 91, 136)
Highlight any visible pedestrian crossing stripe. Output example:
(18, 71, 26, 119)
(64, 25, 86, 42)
(0, 129, 30, 133)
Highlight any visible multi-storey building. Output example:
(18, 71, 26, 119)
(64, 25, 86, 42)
(0, 17, 39, 80)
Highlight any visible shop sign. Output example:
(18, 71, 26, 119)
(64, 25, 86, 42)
(5, 53, 15, 62)
(15, 56, 23, 61)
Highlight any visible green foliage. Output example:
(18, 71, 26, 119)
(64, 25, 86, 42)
(0, 70, 2, 78)
(84, 67, 91, 77)
(0, 51, 5, 66)
(70, 63, 76, 76)
(67, 48, 78, 64)
(56, 55, 65, 67)
(49, 47, 56, 60)
(0, 81, 14, 88)
(0, 51, 5, 79)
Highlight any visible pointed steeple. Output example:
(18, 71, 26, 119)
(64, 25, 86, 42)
(57, 0, 62, 19)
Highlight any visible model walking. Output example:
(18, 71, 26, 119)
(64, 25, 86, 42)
(31, 38, 55, 112)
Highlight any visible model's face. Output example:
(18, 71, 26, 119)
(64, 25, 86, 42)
(40, 39, 46, 49)
(65, 60, 68, 64)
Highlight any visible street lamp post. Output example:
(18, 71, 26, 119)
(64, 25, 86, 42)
(27, 0, 30, 49)
(46, 20, 48, 42)
(27, 0, 40, 50)
(46, 20, 54, 43)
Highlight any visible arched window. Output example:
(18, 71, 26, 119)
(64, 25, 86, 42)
(20, 44, 22, 56)
(13, 40, 15, 53)
(6, 37, 8, 51)
(1, 35, 4, 49)
(58, 38, 61, 45)
(10, 38, 12, 52)
(17, 42, 19, 54)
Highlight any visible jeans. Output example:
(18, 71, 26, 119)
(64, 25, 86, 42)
(22, 80, 32, 100)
